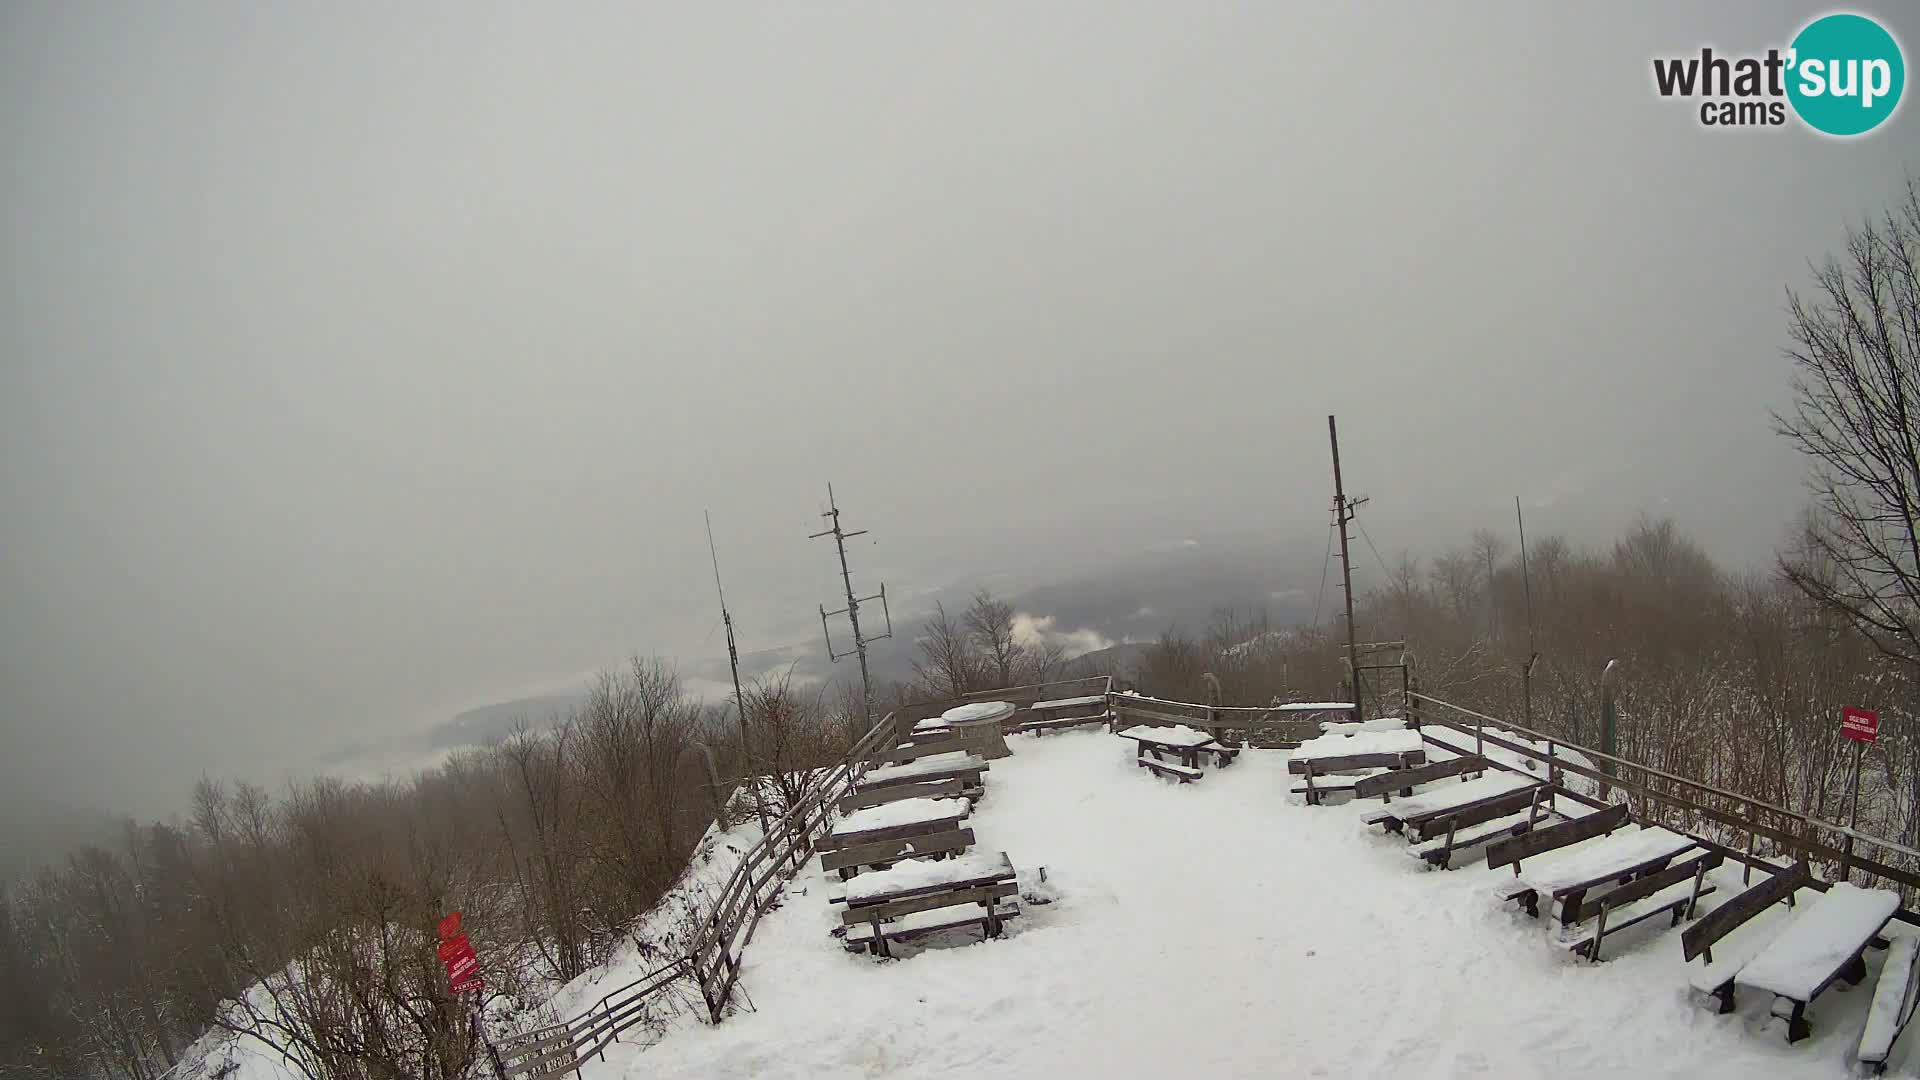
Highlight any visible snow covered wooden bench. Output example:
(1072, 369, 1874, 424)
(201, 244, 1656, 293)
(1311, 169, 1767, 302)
(840, 851, 1020, 957)
(1502, 824, 1701, 927)
(822, 797, 971, 852)
(1726, 882, 1899, 1043)
(878, 736, 970, 767)
(1287, 727, 1427, 804)
(1565, 849, 1721, 962)
(1859, 935, 1920, 1073)
(838, 776, 969, 815)
(1486, 801, 1630, 876)
(1361, 770, 1541, 837)
(853, 751, 987, 799)
(1681, 861, 1808, 1010)
(1352, 754, 1486, 802)
(1408, 803, 1556, 870)
(819, 827, 975, 880)
(1022, 694, 1111, 734)
(1119, 724, 1231, 782)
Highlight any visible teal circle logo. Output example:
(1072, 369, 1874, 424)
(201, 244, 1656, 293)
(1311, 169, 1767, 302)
(1787, 13, 1904, 136)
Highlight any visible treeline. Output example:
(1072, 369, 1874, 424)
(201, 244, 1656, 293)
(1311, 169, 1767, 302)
(0, 657, 855, 1080)
(1128, 516, 1917, 847)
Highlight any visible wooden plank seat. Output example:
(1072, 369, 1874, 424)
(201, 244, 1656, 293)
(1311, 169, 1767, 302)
(818, 827, 974, 880)
(1565, 850, 1722, 962)
(1486, 802, 1632, 875)
(1505, 824, 1701, 926)
(844, 898, 1021, 954)
(838, 776, 969, 815)
(1025, 695, 1111, 734)
(879, 737, 970, 766)
(821, 797, 970, 852)
(1859, 936, 1920, 1073)
(1353, 754, 1487, 802)
(1731, 883, 1899, 1043)
(1118, 724, 1218, 769)
(856, 752, 988, 795)
(1291, 753, 1423, 805)
(840, 852, 1021, 957)
(1360, 771, 1540, 834)
(1682, 862, 1809, 1010)
(1140, 757, 1204, 783)
(1021, 711, 1112, 735)
(1409, 805, 1558, 870)
(831, 849, 1013, 906)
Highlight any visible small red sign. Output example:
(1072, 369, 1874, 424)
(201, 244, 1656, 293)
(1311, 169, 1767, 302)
(1843, 706, 1879, 744)
(438, 912, 482, 994)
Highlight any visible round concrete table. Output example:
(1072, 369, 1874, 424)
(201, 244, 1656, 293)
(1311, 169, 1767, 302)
(942, 700, 1015, 760)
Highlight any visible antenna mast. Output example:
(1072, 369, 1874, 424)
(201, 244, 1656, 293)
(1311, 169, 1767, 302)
(707, 511, 769, 839)
(810, 484, 892, 726)
(1329, 415, 1367, 723)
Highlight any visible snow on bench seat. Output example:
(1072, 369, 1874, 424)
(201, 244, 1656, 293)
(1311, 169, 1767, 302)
(1736, 883, 1900, 1002)
(1117, 723, 1215, 748)
(1513, 826, 1697, 897)
(833, 797, 969, 837)
(844, 901, 1020, 947)
(1318, 717, 1410, 733)
(1361, 771, 1537, 825)
(861, 752, 986, 787)
(1859, 936, 1920, 1071)
(1031, 694, 1106, 710)
(844, 850, 1015, 905)
(1295, 727, 1424, 760)
(1273, 702, 1355, 711)
(1405, 808, 1551, 865)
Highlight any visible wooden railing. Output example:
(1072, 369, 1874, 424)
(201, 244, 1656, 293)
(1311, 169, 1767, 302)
(1107, 692, 1344, 748)
(503, 705, 901, 1077)
(1410, 691, 1920, 925)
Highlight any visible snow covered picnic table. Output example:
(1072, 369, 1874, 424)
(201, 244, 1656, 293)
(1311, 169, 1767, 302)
(1117, 724, 1237, 781)
(826, 797, 971, 848)
(1362, 770, 1542, 837)
(859, 751, 987, 790)
(1291, 727, 1424, 762)
(842, 850, 1016, 907)
(1729, 882, 1899, 1042)
(1509, 825, 1699, 925)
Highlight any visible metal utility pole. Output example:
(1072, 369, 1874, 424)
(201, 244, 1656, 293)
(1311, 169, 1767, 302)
(1328, 415, 1366, 723)
(810, 484, 892, 726)
(1516, 496, 1539, 728)
(706, 511, 769, 839)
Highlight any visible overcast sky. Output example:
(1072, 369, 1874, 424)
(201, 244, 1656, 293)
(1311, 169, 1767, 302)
(3, 2, 1913, 816)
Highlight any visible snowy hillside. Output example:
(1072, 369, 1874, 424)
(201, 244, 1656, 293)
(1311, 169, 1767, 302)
(581, 728, 1910, 1079)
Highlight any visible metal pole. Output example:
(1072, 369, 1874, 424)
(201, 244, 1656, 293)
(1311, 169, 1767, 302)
(810, 485, 891, 728)
(707, 512, 770, 840)
(1599, 659, 1620, 802)
(1328, 415, 1361, 724)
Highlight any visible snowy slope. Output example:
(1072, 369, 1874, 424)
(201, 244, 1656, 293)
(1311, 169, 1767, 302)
(582, 729, 1914, 1079)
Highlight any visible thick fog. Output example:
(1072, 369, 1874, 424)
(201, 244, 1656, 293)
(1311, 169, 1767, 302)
(2, 2, 1912, 817)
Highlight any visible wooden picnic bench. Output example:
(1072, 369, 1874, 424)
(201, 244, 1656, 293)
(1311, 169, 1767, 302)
(1353, 754, 1486, 802)
(854, 751, 987, 798)
(818, 827, 975, 880)
(1118, 724, 1235, 783)
(878, 736, 970, 767)
(1023, 694, 1111, 734)
(1501, 823, 1701, 926)
(1290, 751, 1425, 804)
(839, 850, 1020, 957)
(1360, 771, 1540, 836)
(821, 797, 971, 852)
(838, 776, 969, 815)
(1725, 882, 1898, 1043)
(1487, 802, 1631, 875)
(1681, 861, 1808, 1007)
(1860, 935, 1920, 1073)
(1565, 850, 1721, 962)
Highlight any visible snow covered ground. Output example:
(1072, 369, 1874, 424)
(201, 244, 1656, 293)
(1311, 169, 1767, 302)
(589, 728, 1914, 1079)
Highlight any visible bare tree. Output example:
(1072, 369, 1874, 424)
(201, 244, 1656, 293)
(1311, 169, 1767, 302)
(1776, 177, 1920, 671)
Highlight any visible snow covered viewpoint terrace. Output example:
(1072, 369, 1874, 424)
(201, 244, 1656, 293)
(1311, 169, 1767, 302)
(586, 729, 1904, 1079)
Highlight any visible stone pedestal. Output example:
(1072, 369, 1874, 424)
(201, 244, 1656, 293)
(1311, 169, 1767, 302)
(942, 700, 1015, 760)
